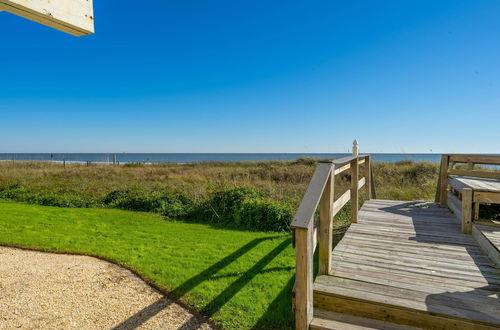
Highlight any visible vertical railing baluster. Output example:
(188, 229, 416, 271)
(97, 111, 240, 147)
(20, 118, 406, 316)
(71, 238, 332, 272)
(365, 155, 372, 200)
(461, 188, 473, 234)
(439, 155, 450, 206)
(319, 168, 334, 275)
(351, 140, 359, 223)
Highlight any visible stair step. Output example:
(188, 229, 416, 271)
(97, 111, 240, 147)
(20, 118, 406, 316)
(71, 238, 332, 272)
(310, 309, 420, 330)
(313, 275, 500, 329)
(473, 225, 500, 267)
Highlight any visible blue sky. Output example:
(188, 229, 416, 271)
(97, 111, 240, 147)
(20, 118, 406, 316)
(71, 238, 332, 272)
(1, 1, 499, 153)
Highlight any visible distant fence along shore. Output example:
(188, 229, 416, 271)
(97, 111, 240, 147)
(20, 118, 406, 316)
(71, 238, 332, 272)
(0, 153, 453, 164)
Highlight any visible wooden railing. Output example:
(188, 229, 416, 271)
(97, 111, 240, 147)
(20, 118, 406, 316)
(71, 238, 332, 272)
(436, 154, 500, 234)
(290, 141, 376, 330)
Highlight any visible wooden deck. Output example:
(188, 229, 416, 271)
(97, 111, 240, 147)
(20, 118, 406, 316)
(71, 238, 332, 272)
(312, 200, 500, 329)
(291, 152, 500, 329)
(449, 176, 500, 193)
(474, 225, 500, 267)
(447, 175, 500, 227)
(477, 225, 500, 249)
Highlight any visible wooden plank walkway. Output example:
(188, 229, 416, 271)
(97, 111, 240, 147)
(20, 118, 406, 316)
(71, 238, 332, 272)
(477, 226, 500, 249)
(449, 175, 500, 193)
(312, 199, 500, 329)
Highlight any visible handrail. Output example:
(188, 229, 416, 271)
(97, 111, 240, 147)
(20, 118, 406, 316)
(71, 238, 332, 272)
(330, 154, 370, 166)
(291, 141, 375, 330)
(448, 169, 500, 180)
(290, 154, 372, 230)
(448, 154, 500, 166)
(290, 162, 333, 230)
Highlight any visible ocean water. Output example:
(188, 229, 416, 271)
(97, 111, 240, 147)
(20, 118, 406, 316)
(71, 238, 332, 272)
(0, 153, 443, 163)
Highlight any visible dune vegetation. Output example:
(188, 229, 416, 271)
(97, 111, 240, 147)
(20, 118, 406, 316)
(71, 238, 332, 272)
(0, 159, 440, 231)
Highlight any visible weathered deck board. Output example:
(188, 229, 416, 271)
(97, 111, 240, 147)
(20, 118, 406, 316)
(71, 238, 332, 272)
(449, 175, 500, 193)
(317, 199, 500, 328)
(477, 225, 500, 249)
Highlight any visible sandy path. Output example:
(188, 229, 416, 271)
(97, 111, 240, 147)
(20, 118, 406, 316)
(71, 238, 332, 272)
(0, 247, 213, 330)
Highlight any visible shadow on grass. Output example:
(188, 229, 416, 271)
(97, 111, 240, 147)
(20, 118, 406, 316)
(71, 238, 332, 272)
(113, 236, 292, 329)
(251, 275, 295, 329)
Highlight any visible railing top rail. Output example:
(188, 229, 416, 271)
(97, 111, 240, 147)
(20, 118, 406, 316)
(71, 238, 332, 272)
(447, 154, 500, 166)
(320, 154, 369, 166)
(290, 162, 333, 230)
(291, 154, 371, 230)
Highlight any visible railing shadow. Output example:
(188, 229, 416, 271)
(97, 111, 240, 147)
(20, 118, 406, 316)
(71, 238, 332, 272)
(251, 275, 295, 329)
(378, 201, 500, 325)
(112, 297, 175, 330)
(112, 236, 291, 329)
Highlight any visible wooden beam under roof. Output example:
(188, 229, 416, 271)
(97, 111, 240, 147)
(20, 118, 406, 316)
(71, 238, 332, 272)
(0, 0, 94, 36)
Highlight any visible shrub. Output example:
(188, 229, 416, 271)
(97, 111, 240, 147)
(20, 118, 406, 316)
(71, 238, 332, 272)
(123, 163, 143, 168)
(292, 157, 318, 166)
(102, 190, 129, 205)
(192, 186, 260, 223)
(236, 198, 292, 232)
(395, 159, 414, 166)
(191, 187, 292, 231)
(104, 190, 194, 218)
(0, 184, 92, 208)
(34, 193, 92, 208)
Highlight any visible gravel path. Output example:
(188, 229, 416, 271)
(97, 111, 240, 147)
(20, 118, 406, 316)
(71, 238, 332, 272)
(0, 247, 213, 329)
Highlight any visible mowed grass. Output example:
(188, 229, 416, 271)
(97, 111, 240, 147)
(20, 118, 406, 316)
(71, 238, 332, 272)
(0, 200, 295, 329)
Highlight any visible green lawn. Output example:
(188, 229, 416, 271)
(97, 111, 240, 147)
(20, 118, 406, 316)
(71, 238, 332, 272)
(0, 200, 295, 329)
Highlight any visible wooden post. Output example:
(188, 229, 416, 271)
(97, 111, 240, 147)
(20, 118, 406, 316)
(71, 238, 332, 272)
(63, 159, 66, 169)
(113, 153, 117, 165)
(474, 202, 480, 221)
(365, 155, 372, 200)
(351, 140, 359, 223)
(294, 228, 313, 330)
(439, 155, 450, 207)
(318, 171, 334, 275)
(462, 188, 473, 234)
(370, 165, 377, 199)
(352, 139, 359, 156)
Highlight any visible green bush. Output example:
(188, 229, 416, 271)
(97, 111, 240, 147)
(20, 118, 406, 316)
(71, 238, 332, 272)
(0, 184, 92, 208)
(0, 182, 292, 232)
(103, 190, 194, 218)
(102, 190, 129, 205)
(123, 163, 143, 168)
(192, 187, 259, 223)
(236, 198, 292, 232)
(32, 193, 88, 208)
(191, 187, 292, 231)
